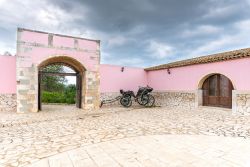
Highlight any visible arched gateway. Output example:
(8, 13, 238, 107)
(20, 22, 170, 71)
(16, 28, 100, 113)
(38, 56, 86, 110)
(201, 74, 234, 108)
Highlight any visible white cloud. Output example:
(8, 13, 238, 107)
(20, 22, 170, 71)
(0, 41, 15, 55)
(0, 0, 250, 67)
(115, 57, 146, 67)
(188, 37, 233, 57)
(128, 25, 146, 35)
(0, 0, 86, 33)
(146, 41, 174, 59)
(101, 51, 146, 67)
(0, 0, 6, 6)
(236, 19, 250, 31)
(0, 0, 91, 53)
(185, 19, 250, 59)
(100, 51, 112, 64)
(182, 25, 222, 38)
(202, 5, 236, 19)
(36, 6, 68, 27)
(107, 35, 129, 47)
(78, 30, 100, 40)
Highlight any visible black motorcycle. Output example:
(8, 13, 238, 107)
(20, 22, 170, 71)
(119, 86, 155, 107)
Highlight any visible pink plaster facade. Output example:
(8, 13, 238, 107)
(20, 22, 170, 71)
(0, 59, 148, 94)
(100, 57, 250, 93)
(3, 56, 249, 94)
(100, 64, 147, 92)
(18, 30, 99, 71)
(147, 58, 250, 91)
(4, 54, 249, 95)
(0, 56, 16, 93)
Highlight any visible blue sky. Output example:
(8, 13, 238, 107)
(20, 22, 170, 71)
(0, 0, 250, 68)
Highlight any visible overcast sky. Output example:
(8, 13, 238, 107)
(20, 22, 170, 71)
(0, 0, 250, 67)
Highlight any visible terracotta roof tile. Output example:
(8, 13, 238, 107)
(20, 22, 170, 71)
(145, 48, 250, 71)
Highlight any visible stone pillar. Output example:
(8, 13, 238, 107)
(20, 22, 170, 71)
(195, 89, 203, 108)
(16, 65, 38, 113)
(16, 29, 38, 113)
(84, 71, 100, 109)
(233, 91, 250, 115)
(232, 90, 237, 115)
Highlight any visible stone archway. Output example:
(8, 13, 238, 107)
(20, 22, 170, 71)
(16, 28, 100, 113)
(38, 56, 86, 111)
(197, 73, 234, 108)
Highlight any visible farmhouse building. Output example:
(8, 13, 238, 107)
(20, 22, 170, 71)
(0, 28, 250, 115)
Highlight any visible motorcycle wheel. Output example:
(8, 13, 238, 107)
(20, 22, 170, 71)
(145, 94, 155, 107)
(120, 96, 132, 107)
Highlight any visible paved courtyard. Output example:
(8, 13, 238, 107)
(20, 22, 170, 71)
(28, 135, 250, 167)
(0, 105, 250, 167)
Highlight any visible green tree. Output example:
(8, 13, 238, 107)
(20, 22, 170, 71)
(64, 84, 77, 104)
(42, 84, 76, 104)
(41, 65, 67, 92)
(41, 65, 77, 104)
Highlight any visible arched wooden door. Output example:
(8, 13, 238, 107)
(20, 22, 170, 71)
(202, 74, 233, 108)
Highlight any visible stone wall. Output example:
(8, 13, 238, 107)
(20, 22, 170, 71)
(100, 92, 143, 107)
(0, 94, 17, 112)
(235, 93, 250, 115)
(100, 92, 121, 107)
(16, 64, 38, 113)
(100, 91, 196, 109)
(152, 91, 196, 109)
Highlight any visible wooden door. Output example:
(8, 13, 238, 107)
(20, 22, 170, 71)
(202, 74, 233, 108)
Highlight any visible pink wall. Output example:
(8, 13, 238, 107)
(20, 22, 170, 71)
(0, 55, 250, 94)
(21, 31, 48, 45)
(100, 64, 148, 92)
(147, 57, 250, 91)
(0, 56, 16, 93)
(53, 36, 74, 48)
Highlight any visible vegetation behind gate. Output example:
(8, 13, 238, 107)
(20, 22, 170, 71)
(41, 65, 77, 104)
(42, 84, 76, 104)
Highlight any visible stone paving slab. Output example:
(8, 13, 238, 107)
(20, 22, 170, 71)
(0, 105, 130, 128)
(0, 105, 250, 166)
(26, 135, 250, 167)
